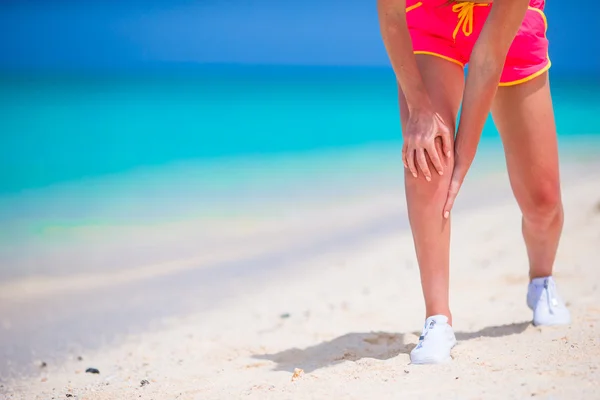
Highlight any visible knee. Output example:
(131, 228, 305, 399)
(521, 179, 562, 225)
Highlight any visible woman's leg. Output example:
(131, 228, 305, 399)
(399, 55, 465, 324)
(491, 73, 570, 325)
(491, 74, 562, 280)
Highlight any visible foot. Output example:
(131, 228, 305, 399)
(410, 315, 456, 364)
(527, 276, 571, 326)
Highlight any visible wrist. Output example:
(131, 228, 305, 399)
(399, 79, 433, 115)
(406, 97, 433, 116)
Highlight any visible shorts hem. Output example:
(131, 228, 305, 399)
(498, 60, 551, 87)
(413, 51, 465, 67)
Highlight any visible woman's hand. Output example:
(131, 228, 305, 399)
(403, 108, 453, 181)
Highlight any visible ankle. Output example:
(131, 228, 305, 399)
(425, 310, 452, 326)
(529, 272, 553, 282)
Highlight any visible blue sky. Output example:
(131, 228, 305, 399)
(0, 0, 598, 74)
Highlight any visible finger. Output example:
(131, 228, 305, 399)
(406, 148, 418, 178)
(416, 148, 431, 182)
(426, 145, 444, 176)
(443, 180, 460, 218)
(440, 128, 453, 159)
(402, 143, 408, 168)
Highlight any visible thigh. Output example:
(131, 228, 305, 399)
(491, 72, 561, 212)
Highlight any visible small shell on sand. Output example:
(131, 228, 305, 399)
(291, 368, 304, 382)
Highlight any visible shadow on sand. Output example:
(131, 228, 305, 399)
(252, 321, 530, 373)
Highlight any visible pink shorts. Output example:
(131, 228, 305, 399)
(406, 0, 550, 86)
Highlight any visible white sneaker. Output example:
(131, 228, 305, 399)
(410, 315, 456, 364)
(527, 276, 571, 326)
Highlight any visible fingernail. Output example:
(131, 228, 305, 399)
(426, 176, 431, 182)
(439, 170, 444, 176)
(444, 211, 450, 219)
(447, 151, 452, 157)
(412, 173, 417, 178)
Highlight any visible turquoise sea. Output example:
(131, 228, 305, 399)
(2, 65, 599, 194)
(0, 65, 599, 277)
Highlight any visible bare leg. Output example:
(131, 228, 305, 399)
(491, 73, 562, 280)
(399, 55, 464, 324)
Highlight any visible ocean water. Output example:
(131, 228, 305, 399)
(0, 66, 599, 277)
(1, 66, 599, 195)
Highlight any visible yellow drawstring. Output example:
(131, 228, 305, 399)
(451, 2, 487, 40)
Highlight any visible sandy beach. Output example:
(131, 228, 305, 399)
(1, 154, 600, 400)
(2, 1, 599, 397)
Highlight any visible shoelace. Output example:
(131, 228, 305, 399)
(417, 319, 436, 345)
(451, 2, 487, 40)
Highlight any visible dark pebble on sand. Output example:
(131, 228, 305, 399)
(404, 370, 410, 374)
(140, 379, 150, 387)
(40, 362, 47, 368)
(280, 313, 290, 319)
(66, 395, 73, 398)
(85, 368, 100, 374)
(77, 356, 83, 361)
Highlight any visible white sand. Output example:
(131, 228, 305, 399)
(2, 162, 600, 400)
